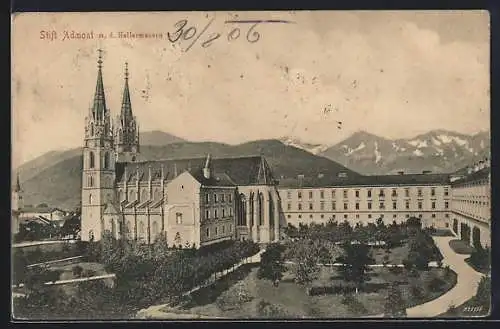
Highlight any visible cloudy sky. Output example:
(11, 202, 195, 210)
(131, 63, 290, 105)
(12, 11, 489, 167)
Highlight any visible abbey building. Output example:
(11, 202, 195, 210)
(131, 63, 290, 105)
(81, 54, 281, 247)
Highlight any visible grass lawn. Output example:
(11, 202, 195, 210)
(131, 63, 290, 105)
(370, 244, 409, 265)
(160, 264, 457, 318)
(449, 240, 475, 254)
(464, 257, 491, 275)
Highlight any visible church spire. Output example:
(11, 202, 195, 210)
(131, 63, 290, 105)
(114, 61, 140, 159)
(121, 62, 133, 121)
(92, 49, 107, 122)
(14, 173, 21, 192)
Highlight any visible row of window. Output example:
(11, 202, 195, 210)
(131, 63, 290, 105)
(454, 199, 490, 206)
(287, 213, 450, 220)
(286, 187, 448, 200)
(204, 207, 234, 220)
(287, 200, 449, 211)
(205, 223, 233, 238)
(454, 180, 490, 189)
(205, 193, 233, 204)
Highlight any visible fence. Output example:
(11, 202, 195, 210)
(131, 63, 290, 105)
(27, 256, 85, 268)
(12, 273, 117, 289)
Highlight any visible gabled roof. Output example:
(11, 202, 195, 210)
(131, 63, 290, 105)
(103, 202, 121, 215)
(115, 155, 275, 186)
(278, 173, 451, 188)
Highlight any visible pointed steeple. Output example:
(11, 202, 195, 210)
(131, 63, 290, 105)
(257, 156, 272, 185)
(114, 61, 140, 158)
(121, 62, 133, 121)
(14, 173, 21, 192)
(92, 49, 107, 122)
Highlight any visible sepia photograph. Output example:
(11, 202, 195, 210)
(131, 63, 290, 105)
(11, 10, 490, 320)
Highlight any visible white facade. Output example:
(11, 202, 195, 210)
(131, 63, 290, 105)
(450, 166, 491, 248)
(279, 182, 451, 229)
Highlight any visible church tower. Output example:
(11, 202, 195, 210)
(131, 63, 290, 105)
(81, 50, 116, 242)
(12, 173, 23, 211)
(114, 62, 140, 163)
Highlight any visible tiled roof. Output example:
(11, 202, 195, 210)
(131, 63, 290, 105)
(115, 155, 275, 186)
(278, 173, 451, 188)
(451, 167, 490, 186)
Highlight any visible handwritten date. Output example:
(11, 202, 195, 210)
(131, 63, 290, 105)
(167, 18, 264, 52)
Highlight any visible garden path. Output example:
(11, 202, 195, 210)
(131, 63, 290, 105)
(405, 236, 483, 317)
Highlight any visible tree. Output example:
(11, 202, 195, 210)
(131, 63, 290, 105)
(335, 242, 375, 294)
(61, 215, 81, 238)
(258, 243, 286, 285)
(475, 276, 491, 310)
(384, 283, 407, 317)
(289, 239, 322, 285)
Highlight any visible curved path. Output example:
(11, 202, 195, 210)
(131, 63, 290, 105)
(405, 236, 483, 317)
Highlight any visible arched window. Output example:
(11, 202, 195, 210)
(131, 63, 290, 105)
(89, 193, 93, 205)
(119, 190, 124, 201)
(89, 151, 95, 169)
(154, 188, 162, 200)
(126, 221, 132, 239)
(88, 175, 94, 187)
(129, 190, 135, 201)
(90, 123, 94, 136)
(132, 155, 136, 162)
(141, 189, 148, 201)
(104, 152, 110, 169)
(139, 222, 145, 237)
(111, 219, 116, 237)
(152, 221, 158, 238)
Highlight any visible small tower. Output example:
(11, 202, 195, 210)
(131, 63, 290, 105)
(11, 173, 22, 235)
(12, 173, 23, 211)
(81, 49, 116, 242)
(114, 62, 140, 163)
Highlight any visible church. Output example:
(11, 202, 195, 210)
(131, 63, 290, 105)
(80, 52, 282, 248)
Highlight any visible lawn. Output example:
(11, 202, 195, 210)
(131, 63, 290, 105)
(465, 257, 491, 275)
(160, 264, 457, 318)
(449, 240, 475, 254)
(370, 245, 409, 265)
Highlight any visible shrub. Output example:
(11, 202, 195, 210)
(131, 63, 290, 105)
(343, 295, 367, 315)
(475, 276, 491, 308)
(428, 277, 446, 293)
(72, 265, 84, 278)
(389, 266, 403, 274)
(308, 284, 357, 296)
(410, 284, 424, 299)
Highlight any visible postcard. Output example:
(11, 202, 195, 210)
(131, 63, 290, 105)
(11, 10, 490, 320)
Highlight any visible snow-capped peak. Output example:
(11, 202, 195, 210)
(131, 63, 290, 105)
(279, 136, 330, 155)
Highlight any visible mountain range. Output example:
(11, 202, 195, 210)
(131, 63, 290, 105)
(16, 129, 490, 210)
(281, 130, 490, 175)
